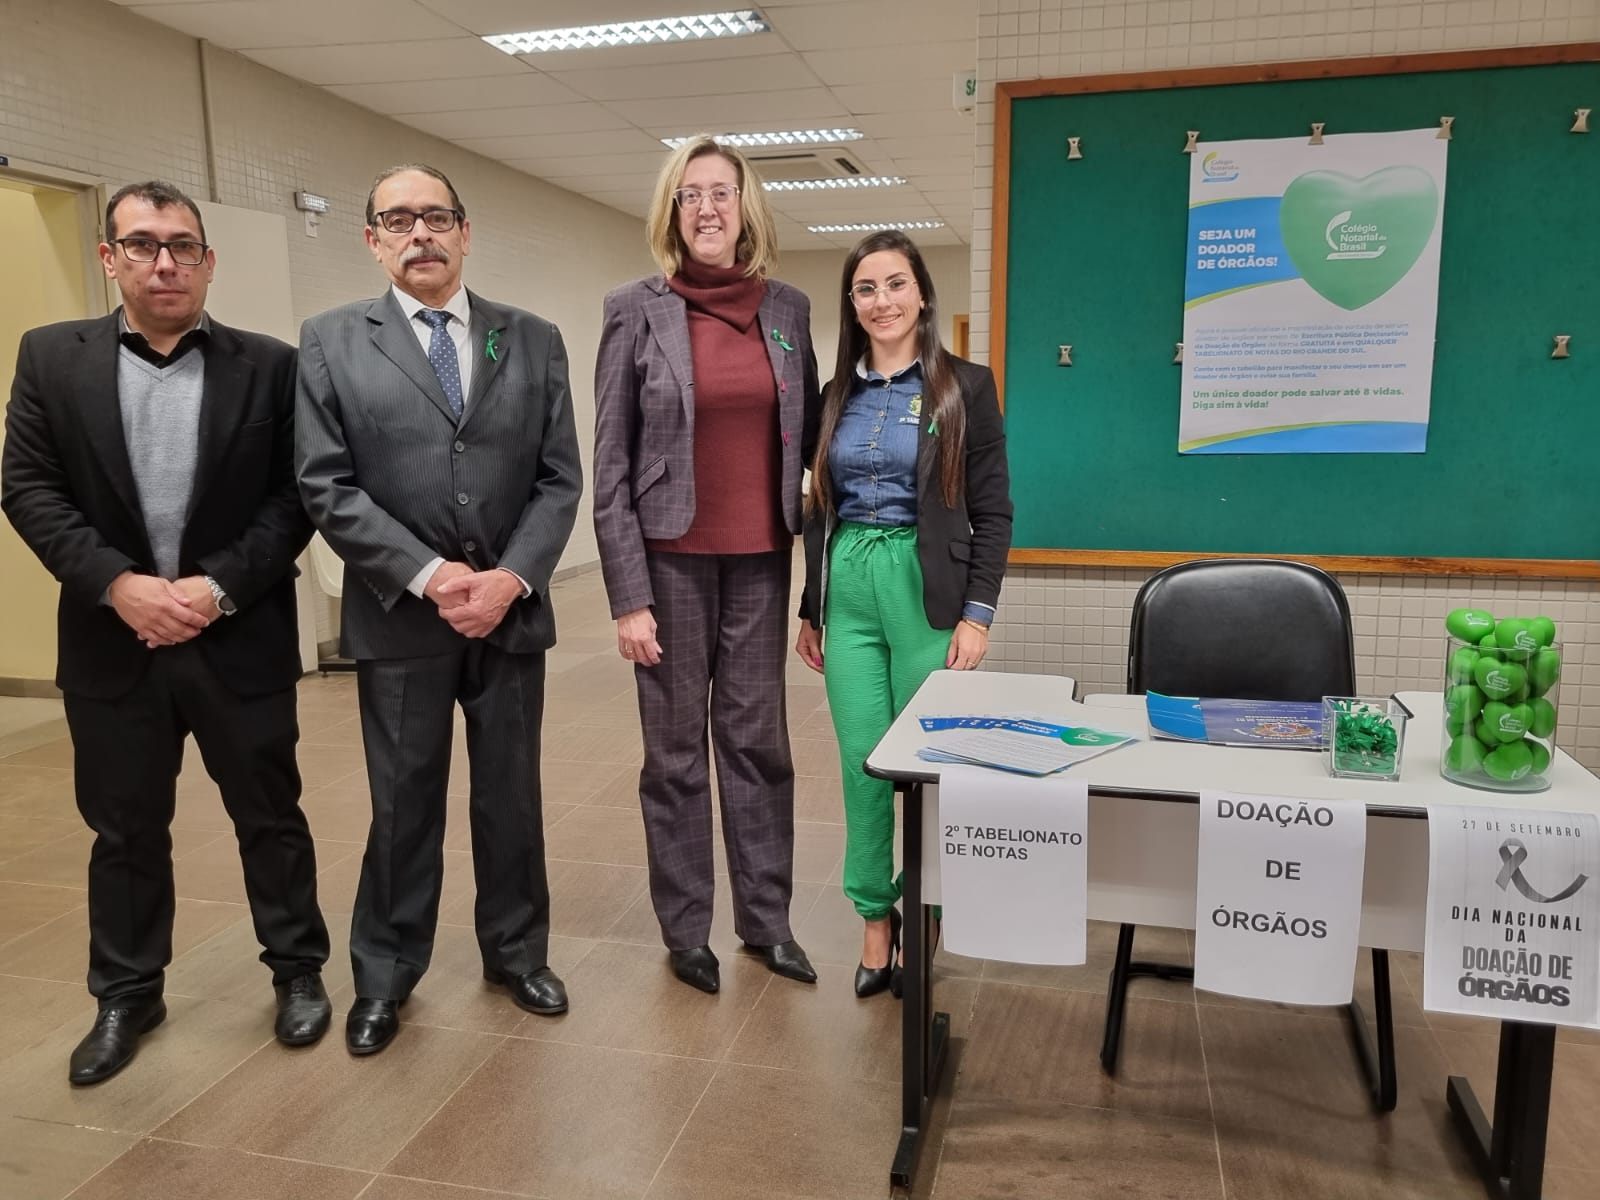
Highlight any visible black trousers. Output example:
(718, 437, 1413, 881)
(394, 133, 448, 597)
(350, 643, 548, 1001)
(64, 642, 329, 1007)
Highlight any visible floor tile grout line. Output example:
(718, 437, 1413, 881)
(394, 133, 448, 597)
(371, 1031, 513, 1184)
(637, 1052, 743, 1200)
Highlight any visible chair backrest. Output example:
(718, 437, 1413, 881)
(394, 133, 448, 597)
(1127, 558, 1356, 701)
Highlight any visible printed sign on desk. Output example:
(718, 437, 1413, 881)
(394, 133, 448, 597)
(937, 765, 1088, 965)
(1194, 791, 1368, 1004)
(1423, 807, 1600, 1027)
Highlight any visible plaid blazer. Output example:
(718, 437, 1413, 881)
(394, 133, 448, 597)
(592, 274, 820, 618)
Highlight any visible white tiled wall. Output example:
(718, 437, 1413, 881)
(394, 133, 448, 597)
(971, 0, 1600, 768)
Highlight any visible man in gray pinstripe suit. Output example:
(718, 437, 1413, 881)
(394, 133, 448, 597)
(296, 164, 582, 1056)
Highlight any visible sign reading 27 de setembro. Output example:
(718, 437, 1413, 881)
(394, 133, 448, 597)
(1179, 128, 1447, 455)
(1424, 807, 1599, 1028)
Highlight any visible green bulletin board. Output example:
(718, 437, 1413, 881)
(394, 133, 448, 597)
(994, 47, 1600, 576)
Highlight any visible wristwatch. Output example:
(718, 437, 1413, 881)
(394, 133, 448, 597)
(204, 575, 237, 616)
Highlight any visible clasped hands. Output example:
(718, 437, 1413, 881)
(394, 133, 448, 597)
(425, 561, 521, 638)
(110, 572, 218, 649)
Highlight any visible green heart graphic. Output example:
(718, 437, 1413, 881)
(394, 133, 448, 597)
(1279, 166, 1438, 310)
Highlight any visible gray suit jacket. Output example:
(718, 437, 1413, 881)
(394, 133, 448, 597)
(591, 274, 819, 618)
(296, 288, 582, 659)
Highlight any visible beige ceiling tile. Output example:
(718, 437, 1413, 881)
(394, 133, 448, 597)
(547, 53, 819, 102)
(830, 78, 954, 115)
(800, 42, 975, 86)
(399, 103, 632, 141)
(455, 129, 663, 159)
(130, 1, 466, 49)
(606, 88, 847, 128)
(243, 37, 526, 84)
(532, 152, 675, 178)
(328, 72, 585, 114)
(873, 134, 977, 160)
(766, 1, 976, 52)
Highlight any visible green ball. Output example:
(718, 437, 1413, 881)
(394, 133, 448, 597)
(1474, 717, 1502, 748)
(1473, 657, 1526, 701)
(1529, 648, 1562, 696)
(1446, 711, 1470, 737)
(1527, 739, 1552, 774)
(1528, 696, 1557, 738)
(1444, 684, 1484, 725)
(1447, 646, 1481, 684)
(1445, 735, 1489, 774)
(1478, 632, 1500, 652)
(1446, 608, 1497, 641)
(1494, 618, 1537, 658)
(1529, 616, 1557, 647)
(1484, 740, 1534, 781)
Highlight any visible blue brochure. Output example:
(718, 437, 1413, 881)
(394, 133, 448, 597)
(1144, 691, 1325, 749)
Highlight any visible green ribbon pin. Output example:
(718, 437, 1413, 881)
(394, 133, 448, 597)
(770, 328, 793, 351)
(485, 329, 500, 362)
(928, 418, 939, 436)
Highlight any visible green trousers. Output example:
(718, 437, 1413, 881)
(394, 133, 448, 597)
(824, 523, 951, 919)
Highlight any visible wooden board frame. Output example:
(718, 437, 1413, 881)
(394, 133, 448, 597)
(990, 42, 1600, 579)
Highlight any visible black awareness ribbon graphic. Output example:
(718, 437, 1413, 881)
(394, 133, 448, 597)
(1495, 839, 1589, 904)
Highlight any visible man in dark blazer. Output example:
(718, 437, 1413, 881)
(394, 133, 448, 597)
(296, 164, 582, 1055)
(2, 180, 330, 1085)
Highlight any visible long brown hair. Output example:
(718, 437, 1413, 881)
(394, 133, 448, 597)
(807, 230, 966, 517)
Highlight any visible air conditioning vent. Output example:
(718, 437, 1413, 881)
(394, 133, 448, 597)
(746, 147, 871, 182)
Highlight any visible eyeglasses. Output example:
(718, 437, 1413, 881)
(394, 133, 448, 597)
(372, 208, 464, 234)
(673, 185, 740, 210)
(849, 276, 917, 306)
(113, 237, 209, 267)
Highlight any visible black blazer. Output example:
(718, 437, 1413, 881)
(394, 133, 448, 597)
(799, 355, 1012, 631)
(2, 313, 312, 700)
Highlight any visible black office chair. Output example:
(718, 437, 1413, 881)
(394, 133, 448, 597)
(1099, 557, 1398, 1111)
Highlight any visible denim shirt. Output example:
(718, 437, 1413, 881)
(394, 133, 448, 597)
(829, 358, 923, 527)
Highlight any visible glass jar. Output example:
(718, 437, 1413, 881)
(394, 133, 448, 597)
(1440, 634, 1560, 793)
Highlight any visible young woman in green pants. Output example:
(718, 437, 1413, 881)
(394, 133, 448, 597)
(794, 230, 1013, 997)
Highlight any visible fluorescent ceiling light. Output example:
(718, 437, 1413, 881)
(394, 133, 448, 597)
(765, 176, 905, 192)
(485, 10, 770, 55)
(808, 221, 946, 233)
(661, 128, 863, 148)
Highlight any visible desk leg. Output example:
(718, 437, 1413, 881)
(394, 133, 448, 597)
(891, 781, 950, 1194)
(1344, 948, 1398, 1112)
(1446, 1020, 1555, 1200)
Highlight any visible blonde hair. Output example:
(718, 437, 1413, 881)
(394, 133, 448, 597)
(645, 136, 779, 279)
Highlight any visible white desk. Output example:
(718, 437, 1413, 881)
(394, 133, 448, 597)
(867, 670, 1600, 1199)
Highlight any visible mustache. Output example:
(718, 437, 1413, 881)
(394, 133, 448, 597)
(401, 244, 450, 266)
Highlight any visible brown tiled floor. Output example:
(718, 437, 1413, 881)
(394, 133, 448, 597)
(2, 566, 1596, 1198)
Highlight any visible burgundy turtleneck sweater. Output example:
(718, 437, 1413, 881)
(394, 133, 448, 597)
(647, 258, 789, 555)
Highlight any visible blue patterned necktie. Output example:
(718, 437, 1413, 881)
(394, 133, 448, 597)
(416, 308, 463, 419)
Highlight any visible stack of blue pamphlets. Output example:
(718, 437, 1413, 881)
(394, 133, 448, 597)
(1144, 691, 1325, 750)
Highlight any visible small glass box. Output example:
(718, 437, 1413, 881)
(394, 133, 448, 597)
(1322, 696, 1407, 781)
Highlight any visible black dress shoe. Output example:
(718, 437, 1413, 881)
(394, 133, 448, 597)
(741, 938, 818, 984)
(68, 997, 167, 1086)
(854, 909, 902, 999)
(668, 945, 720, 994)
(274, 974, 332, 1046)
(345, 997, 400, 1056)
(483, 965, 568, 1015)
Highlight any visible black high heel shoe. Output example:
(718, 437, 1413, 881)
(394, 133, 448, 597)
(854, 908, 902, 998)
